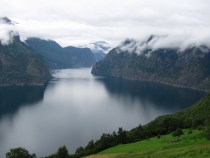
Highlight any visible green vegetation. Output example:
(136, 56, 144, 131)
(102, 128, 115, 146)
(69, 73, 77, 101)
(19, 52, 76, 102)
(94, 129, 210, 158)
(6, 147, 36, 158)
(46, 146, 69, 158)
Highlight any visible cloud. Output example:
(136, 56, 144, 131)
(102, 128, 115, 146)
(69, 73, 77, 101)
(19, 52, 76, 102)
(117, 33, 210, 56)
(0, 17, 18, 45)
(0, 0, 210, 48)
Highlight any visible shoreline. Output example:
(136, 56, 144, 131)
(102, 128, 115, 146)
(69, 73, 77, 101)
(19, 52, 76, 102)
(0, 81, 49, 87)
(92, 73, 209, 93)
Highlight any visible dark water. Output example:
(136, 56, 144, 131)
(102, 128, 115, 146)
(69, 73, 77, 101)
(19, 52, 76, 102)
(0, 68, 206, 157)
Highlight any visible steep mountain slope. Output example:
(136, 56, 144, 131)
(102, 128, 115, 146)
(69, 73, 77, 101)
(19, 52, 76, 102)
(91, 37, 210, 92)
(25, 38, 95, 69)
(25, 38, 72, 69)
(0, 35, 51, 86)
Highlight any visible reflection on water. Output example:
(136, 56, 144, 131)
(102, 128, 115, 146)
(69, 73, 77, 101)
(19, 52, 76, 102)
(96, 77, 206, 111)
(0, 85, 46, 119)
(0, 68, 207, 157)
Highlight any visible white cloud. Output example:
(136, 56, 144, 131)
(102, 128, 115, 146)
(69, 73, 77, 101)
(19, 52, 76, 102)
(0, 0, 210, 48)
(0, 22, 18, 45)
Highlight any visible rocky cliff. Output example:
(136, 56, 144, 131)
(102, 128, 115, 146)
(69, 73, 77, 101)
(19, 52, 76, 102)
(91, 37, 210, 92)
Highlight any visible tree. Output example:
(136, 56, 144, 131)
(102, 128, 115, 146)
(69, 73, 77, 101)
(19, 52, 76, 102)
(85, 139, 95, 154)
(6, 147, 36, 158)
(56, 146, 69, 158)
(117, 127, 127, 144)
(75, 146, 84, 154)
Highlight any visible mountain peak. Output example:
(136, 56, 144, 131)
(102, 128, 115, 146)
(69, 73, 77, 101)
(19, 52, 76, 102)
(0, 17, 18, 25)
(146, 34, 158, 43)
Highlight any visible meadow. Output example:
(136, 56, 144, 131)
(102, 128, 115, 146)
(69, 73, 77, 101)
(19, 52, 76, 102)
(86, 129, 210, 158)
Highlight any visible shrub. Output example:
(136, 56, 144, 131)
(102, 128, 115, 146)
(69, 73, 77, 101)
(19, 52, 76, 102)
(188, 129, 193, 134)
(173, 128, 183, 137)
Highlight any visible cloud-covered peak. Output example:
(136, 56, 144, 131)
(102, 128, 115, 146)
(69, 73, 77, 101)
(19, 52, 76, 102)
(0, 17, 19, 45)
(81, 41, 113, 54)
(117, 35, 210, 56)
(0, 17, 18, 25)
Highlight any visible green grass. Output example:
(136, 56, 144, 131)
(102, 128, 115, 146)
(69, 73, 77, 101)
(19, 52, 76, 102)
(88, 129, 210, 158)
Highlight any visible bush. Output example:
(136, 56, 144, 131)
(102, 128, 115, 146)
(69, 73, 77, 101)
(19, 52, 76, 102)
(198, 125, 204, 130)
(188, 129, 193, 134)
(173, 128, 183, 137)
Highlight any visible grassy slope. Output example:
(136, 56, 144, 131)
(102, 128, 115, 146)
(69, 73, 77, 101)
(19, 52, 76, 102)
(87, 130, 210, 158)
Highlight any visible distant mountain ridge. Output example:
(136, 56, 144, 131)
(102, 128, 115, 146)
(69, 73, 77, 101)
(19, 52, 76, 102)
(25, 38, 96, 69)
(92, 36, 210, 92)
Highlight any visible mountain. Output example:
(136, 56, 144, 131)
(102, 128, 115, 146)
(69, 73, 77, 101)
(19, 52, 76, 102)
(0, 35, 51, 86)
(82, 41, 111, 62)
(63, 46, 95, 67)
(0, 17, 18, 25)
(25, 38, 96, 69)
(91, 36, 210, 92)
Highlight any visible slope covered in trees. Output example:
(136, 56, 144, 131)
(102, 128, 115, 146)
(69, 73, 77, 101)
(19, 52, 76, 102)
(0, 35, 51, 86)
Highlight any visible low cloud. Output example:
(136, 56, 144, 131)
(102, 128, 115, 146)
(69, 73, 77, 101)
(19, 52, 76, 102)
(0, 0, 210, 48)
(0, 18, 18, 45)
(117, 33, 210, 56)
(80, 41, 115, 54)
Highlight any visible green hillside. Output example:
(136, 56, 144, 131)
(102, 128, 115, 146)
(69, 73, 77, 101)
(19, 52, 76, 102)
(92, 129, 210, 158)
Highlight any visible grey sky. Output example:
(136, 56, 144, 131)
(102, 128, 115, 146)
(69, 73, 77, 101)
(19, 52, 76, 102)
(0, 0, 210, 47)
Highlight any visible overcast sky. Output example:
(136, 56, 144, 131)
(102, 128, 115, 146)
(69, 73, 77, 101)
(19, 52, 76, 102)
(0, 0, 210, 47)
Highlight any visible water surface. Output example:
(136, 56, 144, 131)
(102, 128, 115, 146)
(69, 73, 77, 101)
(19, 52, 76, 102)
(0, 68, 206, 157)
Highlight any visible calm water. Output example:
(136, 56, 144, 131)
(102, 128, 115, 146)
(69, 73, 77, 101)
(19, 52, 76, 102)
(0, 68, 206, 157)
